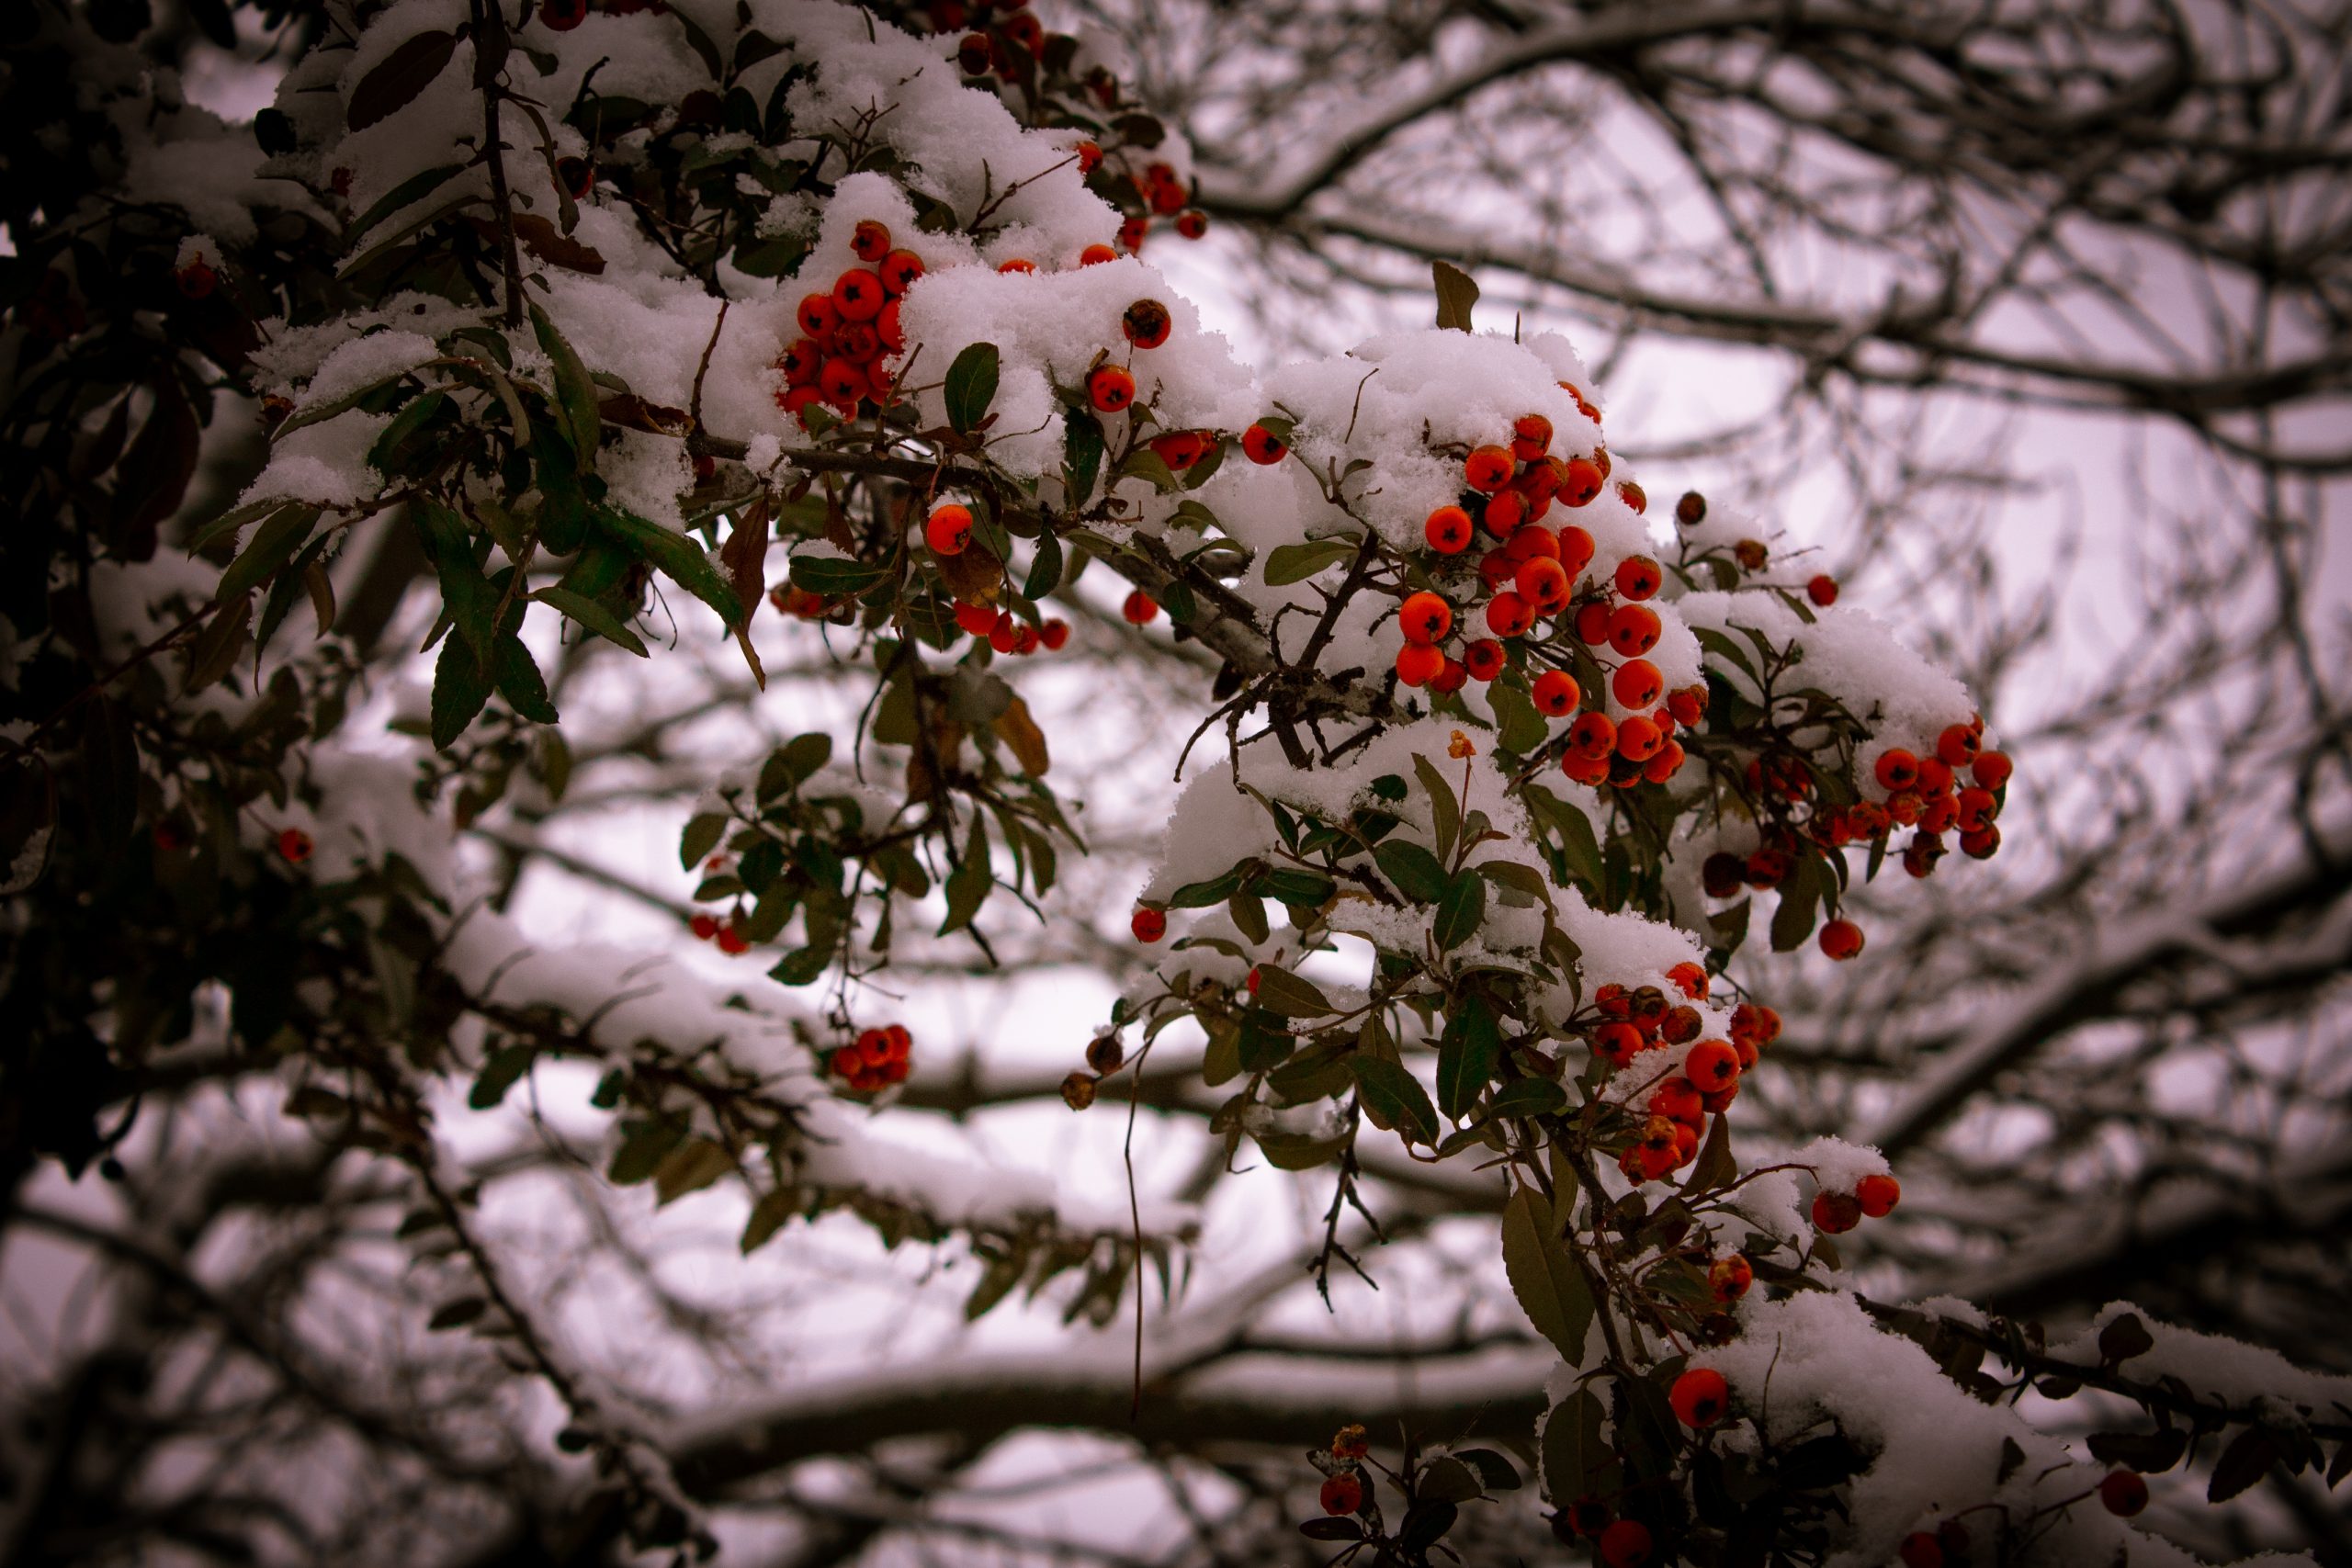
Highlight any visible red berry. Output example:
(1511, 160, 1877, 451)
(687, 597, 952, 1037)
(1598, 1519, 1652, 1566)
(2098, 1469, 2149, 1517)
(1241, 423, 1287, 465)
(1485, 488, 1528, 535)
(1873, 749, 1920, 791)
(851, 220, 892, 263)
(1613, 555, 1662, 602)
(1708, 1255, 1753, 1303)
(1617, 479, 1647, 513)
(1464, 445, 1515, 492)
(1607, 604, 1661, 657)
(1131, 906, 1167, 942)
(1812, 1190, 1862, 1234)
(1174, 209, 1207, 240)
(1971, 749, 2012, 789)
(925, 503, 972, 557)
(1079, 243, 1118, 266)
(1462, 638, 1505, 682)
(831, 268, 886, 321)
(996, 258, 1035, 274)
(1615, 714, 1663, 763)
(1806, 573, 1838, 606)
(1611, 659, 1663, 711)
(1515, 558, 1571, 615)
(277, 828, 312, 863)
(1510, 413, 1553, 461)
(1318, 1471, 1363, 1516)
(1087, 365, 1136, 413)
(1569, 711, 1616, 760)
(1856, 1173, 1900, 1217)
(1040, 618, 1070, 650)
(1669, 1367, 1729, 1427)
(689, 913, 719, 941)
(1122, 298, 1172, 350)
(540, 0, 586, 29)
(878, 249, 924, 296)
(1936, 723, 1979, 768)
(1898, 1532, 1944, 1568)
(1485, 592, 1534, 638)
(1424, 505, 1473, 554)
(1531, 670, 1580, 716)
(716, 924, 750, 955)
(1683, 1039, 1738, 1092)
(1556, 525, 1596, 578)
(1818, 918, 1864, 961)
(1122, 589, 1158, 625)
(1395, 642, 1444, 687)
(1558, 457, 1603, 507)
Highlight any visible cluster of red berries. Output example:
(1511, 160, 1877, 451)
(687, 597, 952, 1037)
(774, 220, 927, 427)
(687, 909, 752, 954)
(1314, 1424, 1370, 1517)
(768, 583, 831, 620)
(1702, 718, 2014, 960)
(1563, 964, 1747, 1181)
(1809, 1171, 1900, 1235)
(1389, 410, 1702, 789)
(1892, 1468, 2144, 1567)
(830, 1023, 913, 1093)
(1558, 1499, 1657, 1567)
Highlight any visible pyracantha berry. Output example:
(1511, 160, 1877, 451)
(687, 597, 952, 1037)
(1241, 423, 1287, 464)
(1425, 504, 1474, 554)
(925, 503, 972, 557)
(1807, 573, 1838, 606)
(1122, 298, 1171, 349)
(277, 828, 312, 863)
(1857, 1173, 1901, 1217)
(1131, 906, 1167, 942)
(1812, 1190, 1862, 1234)
(1087, 364, 1136, 413)
(1669, 1367, 1729, 1427)
(1818, 918, 1864, 960)
(1398, 592, 1453, 645)
(1531, 670, 1580, 716)
(2098, 1470, 2149, 1517)
(1122, 589, 1159, 625)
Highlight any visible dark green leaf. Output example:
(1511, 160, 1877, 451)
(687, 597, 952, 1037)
(1251, 964, 1332, 1018)
(533, 585, 648, 656)
(595, 505, 743, 626)
(347, 29, 457, 132)
(1374, 840, 1449, 904)
(469, 1044, 534, 1110)
(1412, 753, 1461, 864)
(1262, 537, 1356, 586)
(1455, 1448, 1521, 1493)
(430, 628, 492, 750)
(944, 342, 1001, 435)
(1434, 870, 1486, 952)
(2209, 1427, 2279, 1503)
(1433, 259, 1479, 333)
(1023, 526, 1064, 600)
(608, 1118, 687, 1185)
(679, 811, 727, 870)
(788, 553, 888, 597)
(217, 505, 319, 602)
(938, 816, 991, 935)
(427, 1295, 488, 1331)
(1770, 853, 1824, 953)
(492, 634, 559, 723)
(1486, 1077, 1566, 1120)
(1352, 1055, 1437, 1146)
(528, 301, 604, 463)
(1501, 1185, 1592, 1363)
(1436, 993, 1498, 1119)
(1063, 409, 1104, 503)
(1492, 680, 1549, 756)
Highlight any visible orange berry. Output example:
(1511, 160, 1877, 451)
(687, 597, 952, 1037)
(1856, 1173, 1900, 1217)
(851, 219, 892, 263)
(996, 257, 1035, 274)
(1615, 713, 1663, 762)
(1708, 1254, 1753, 1302)
(1935, 723, 1979, 768)
(1812, 1190, 1862, 1234)
(1462, 638, 1505, 682)
(1074, 140, 1102, 175)
(1319, 1472, 1363, 1516)
(1515, 557, 1571, 615)
(1131, 906, 1167, 942)
(1643, 739, 1685, 783)
(1667, 961, 1707, 999)
(1424, 504, 1474, 554)
(1607, 604, 1661, 656)
(878, 249, 924, 296)
(989, 614, 1019, 655)
(925, 503, 973, 556)
(1818, 918, 1864, 960)
(1430, 657, 1468, 694)
(1531, 670, 1580, 716)
(1122, 298, 1172, 350)
(1121, 589, 1158, 625)
(1331, 1424, 1370, 1461)
(1667, 685, 1706, 727)
(1505, 525, 1559, 563)
(1561, 750, 1611, 785)
(1806, 573, 1838, 607)
(1971, 750, 2012, 789)
(1684, 1038, 1738, 1091)
(1873, 749, 1920, 791)
(1569, 711, 1616, 760)
(797, 292, 840, 339)
(1611, 659, 1663, 711)
(1613, 554, 1662, 602)
(1148, 430, 1213, 471)
(1617, 479, 1647, 513)
(1087, 365, 1136, 413)
(1464, 445, 1515, 492)
(1591, 1021, 1644, 1066)
(1553, 525, 1595, 581)
(1558, 457, 1603, 506)
(1484, 592, 1534, 638)
(1510, 412, 1553, 461)
(1395, 642, 1445, 686)
(1669, 1367, 1729, 1427)
(1079, 243, 1118, 266)
(1485, 488, 1528, 535)
(1241, 423, 1287, 464)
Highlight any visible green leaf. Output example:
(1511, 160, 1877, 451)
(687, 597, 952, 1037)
(1261, 869, 1337, 907)
(788, 553, 888, 597)
(367, 389, 449, 472)
(347, 28, 458, 131)
(1680, 1112, 1736, 1195)
(528, 302, 604, 464)
(1453, 1449, 1521, 1493)
(427, 1295, 488, 1331)
(1486, 1078, 1566, 1120)
(594, 505, 743, 627)
(1492, 680, 1549, 756)
(679, 811, 727, 871)
(1500, 1185, 1593, 1364)
(768, 945, 831, 986)
(1433, 259, 1479, 333)
(741, 1187, 798, 1254)
(413, 501, 497, 660)
(468, 1044, 534, 1110)
(1227, 888, 1270, 945)
(1352, 1055, 1437, 1146)
(534, 585, 648, 656)
(1063, 409, 1104, 503)
(2209, 1428, 2280, 1503)
(1412, 753, 1461, 864)
(1262, 537, 1357, 586)
(1374, 840, 1449, 904)
(1436, 993, 1499, 1119)
(492, 634, 560, 723)
(1023, 526, 1064, 601)
(1251, 964, 1332, 1018)
(1770, 852, 1824, 953)
(944, 342, 1001, 435)
(760, 733, 832, 799)
(1433, 869, 1487, 952)
(607, 1118, 687, 1185)
(1167, 866, 1244, 908)
(430, 628, 492, 750)
(217, 505, 320, 602)
(1542, 1387, 1611, 1505)
(938, 816, 991, 935)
